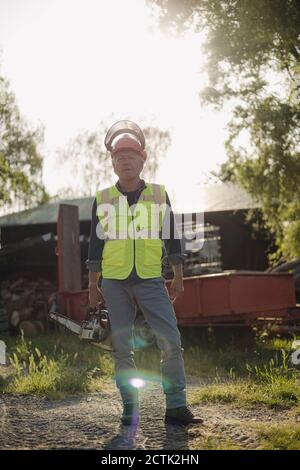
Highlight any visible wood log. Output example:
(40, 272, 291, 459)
(33, 320, 45, 334)
(9, 306, 35, 326)
(10, 310, 20, 328)
(2, 276, 55, 335)
(19, 320, 45, 337)
(19, 320, 38, 337)
(8, 288, 35, 311)
(35, 309, 46, 322)
(9, 278, 24, 290)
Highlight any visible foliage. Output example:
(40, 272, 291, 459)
(54, 121, 171, 198)
(149, 0, 300, 261)
(0, 72, 49, 212)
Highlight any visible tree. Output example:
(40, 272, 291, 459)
(55, 121, 171, 198)
(0, 73, 49, 214)
(149, 0, 300, 261)
(55, 124, 112, 199)
(143, 125, 171, 179)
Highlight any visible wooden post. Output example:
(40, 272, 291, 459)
(57, 204, 82, 293)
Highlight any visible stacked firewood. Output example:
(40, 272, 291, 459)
(0, 276, 56, 336)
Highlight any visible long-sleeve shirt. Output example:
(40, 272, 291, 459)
(85, 179, 185, 281)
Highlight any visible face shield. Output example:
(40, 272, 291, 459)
(104, 120, 145, 152)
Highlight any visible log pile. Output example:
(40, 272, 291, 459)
(0, 276, 56, 337)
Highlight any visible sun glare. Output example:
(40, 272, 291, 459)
(0, 0, 229, 212)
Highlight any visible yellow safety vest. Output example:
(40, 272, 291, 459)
(96, 182, 167, 279)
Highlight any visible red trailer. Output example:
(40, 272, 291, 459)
(49, 204, 300, 347)
(173, 271, 299, 327)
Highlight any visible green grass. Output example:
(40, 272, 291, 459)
(256, 423, 300, 450)
(0, 330, 114, 399)
(2, 330, 299, 450)
(182, 335, 300, 379)
(190, 421, 300, 450)
(190, 435, 242, 450)
(190, 378, 300, 409)
(1, 330, 300, 406)
(189, 347, 300, 409)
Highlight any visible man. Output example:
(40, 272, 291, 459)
(86, 129, 203, 426)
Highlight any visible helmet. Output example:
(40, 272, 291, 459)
(105, 120, 145, 151)
(111, 134, 147, 161)
(105, 120, 147, 161)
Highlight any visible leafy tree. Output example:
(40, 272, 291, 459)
(55, 121, 171, 198)
(143, 125, 171, 178)
(149, 0, 300, 261)
(0, 73, 49, 213)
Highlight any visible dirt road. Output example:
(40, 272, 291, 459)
(0, 377, 297, 450)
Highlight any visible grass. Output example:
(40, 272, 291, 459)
(182, 335, 298, 379)
(1, 329, 300, 450)
(256, 423, 300, 450)
(0, 330, 114, 399)
(1, 328, 300, 407)
(190, 377, 300, 409)
(190, 435, 242, 450)
(190, 422, 300, 450)
(189, 346, 300, 409)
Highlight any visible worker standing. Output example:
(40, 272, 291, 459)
(86, 121, 203, 426)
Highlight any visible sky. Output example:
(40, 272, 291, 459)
(0, 0, 230, 213)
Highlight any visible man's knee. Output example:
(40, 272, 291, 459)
(160, 346, 184, 361)
(111, 330, 135, 352)
(112, 349, 134, 362)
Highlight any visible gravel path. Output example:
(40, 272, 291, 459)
(0, 377, 298, 450)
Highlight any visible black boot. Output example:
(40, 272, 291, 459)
(165, 406, 204, 425)
(121, 403, 140, 426)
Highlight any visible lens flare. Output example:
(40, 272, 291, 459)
(129, 377, 146, 389)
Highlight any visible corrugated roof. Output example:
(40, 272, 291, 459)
(0, 183, 260, 227)
(199, 182, 260, 213)
(0, 197, 94, 227)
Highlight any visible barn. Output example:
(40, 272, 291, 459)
(0, 182, 269, 285)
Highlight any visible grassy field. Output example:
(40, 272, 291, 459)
(189, 424, 300, 450)
(1, 327, 300, 449)
(0, 330, 115, 399)
(1, 328, 300, 404)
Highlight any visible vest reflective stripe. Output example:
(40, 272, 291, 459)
(96, 183, 167, 279)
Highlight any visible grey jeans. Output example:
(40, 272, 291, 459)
(100, 276, 187, 409)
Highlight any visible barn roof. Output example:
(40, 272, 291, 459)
(0, 183, 260, 227)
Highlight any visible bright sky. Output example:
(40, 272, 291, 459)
(0, 0, 229, 213)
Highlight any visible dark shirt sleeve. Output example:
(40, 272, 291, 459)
(85, 198, 104, 272)
(162, 192, 186, 266)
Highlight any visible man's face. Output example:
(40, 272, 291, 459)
(112, 149, 144, 180)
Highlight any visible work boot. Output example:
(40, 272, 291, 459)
(121, 403, 140, 426)
(165, 405, 204, 425)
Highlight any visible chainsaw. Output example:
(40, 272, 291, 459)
(48, 296, 113, 351)
(48, 121, 168, 351)
(48, 296, 156, 352)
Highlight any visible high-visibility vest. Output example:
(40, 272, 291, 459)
(96, 182, 167, 279)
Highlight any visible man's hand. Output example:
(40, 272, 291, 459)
(169, 276, 184, 302)
(89, 283, 104, 309)
(88, 271, 104, 308)
(168, 263, 184, 302)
